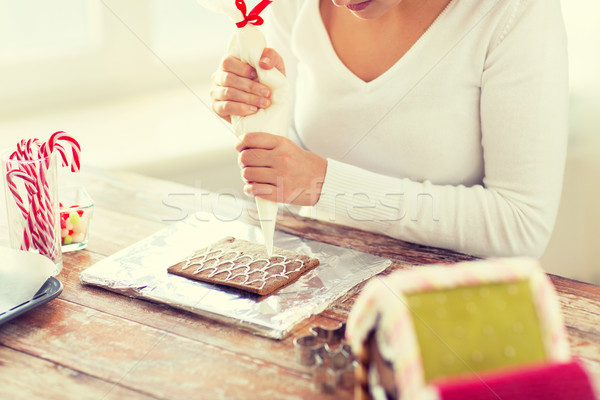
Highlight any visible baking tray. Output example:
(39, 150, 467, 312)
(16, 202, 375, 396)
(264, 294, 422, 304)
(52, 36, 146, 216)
(0, 277, 63, 326)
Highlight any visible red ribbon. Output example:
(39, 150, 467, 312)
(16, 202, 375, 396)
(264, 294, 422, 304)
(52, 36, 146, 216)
(235, 0, 272, 28)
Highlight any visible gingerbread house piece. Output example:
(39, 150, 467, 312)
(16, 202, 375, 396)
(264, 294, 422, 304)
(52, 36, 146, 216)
(346, 258, 596, 400)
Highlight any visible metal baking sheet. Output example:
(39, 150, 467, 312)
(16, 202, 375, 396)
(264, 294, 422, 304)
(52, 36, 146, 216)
(0, 277, 63, 326)
(79, 215, 391, 339)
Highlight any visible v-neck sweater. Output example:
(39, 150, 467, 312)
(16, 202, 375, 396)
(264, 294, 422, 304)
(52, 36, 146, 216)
(262, 0, 568, 258)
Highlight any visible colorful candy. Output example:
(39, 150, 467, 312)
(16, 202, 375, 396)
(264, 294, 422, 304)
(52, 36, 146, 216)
(59, 203, 89, 246)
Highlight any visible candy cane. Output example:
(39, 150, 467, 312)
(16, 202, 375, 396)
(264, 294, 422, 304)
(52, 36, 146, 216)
(15, 138, 41, 160)
(22, 218, 32, 250)
(6, 168, 37, 217)
(4, 132, 81, 262)
(32, 158, 60, 258)
(27, 208, 44, 252)
(34, 204, 55, 257)
(29, 175, 56, 258)
(45, 131, 81, 172)
(13, 140, 39, 183)
(37, 139, 70, 256)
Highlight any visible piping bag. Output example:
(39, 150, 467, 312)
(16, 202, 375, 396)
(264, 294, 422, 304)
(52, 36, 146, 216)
(197, 0, 291, 256)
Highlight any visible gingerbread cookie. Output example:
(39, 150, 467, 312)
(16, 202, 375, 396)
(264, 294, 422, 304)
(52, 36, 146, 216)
(167, 237, 320, 296)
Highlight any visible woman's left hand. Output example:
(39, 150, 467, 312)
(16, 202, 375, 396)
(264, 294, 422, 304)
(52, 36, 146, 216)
(236, 132, 327, 206)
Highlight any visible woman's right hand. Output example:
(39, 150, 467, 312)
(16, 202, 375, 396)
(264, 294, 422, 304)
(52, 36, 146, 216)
(210, 48, 286, 123)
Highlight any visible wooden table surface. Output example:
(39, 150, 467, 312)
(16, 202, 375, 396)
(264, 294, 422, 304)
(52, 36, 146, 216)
(1, 168, 599, 400)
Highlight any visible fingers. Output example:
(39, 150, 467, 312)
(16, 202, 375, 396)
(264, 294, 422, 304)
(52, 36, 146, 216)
(220, 54, 256, 80)
(238, 148, 274, 168)
(210, 85, 271, 119)
(213, 86, 270, 108)
(210, 55, 273, 122)
(241, 166, 277, 185)
(236, 136, 327, 206)
(243, 179, 322, 205)
(243, 183, 277, 200)
(236, 132, 280, 152)
(212, 100, 256, 121)
(212, 69, 270, 99)
(209, 72, 270, 120)
(258, 48, 286, 76)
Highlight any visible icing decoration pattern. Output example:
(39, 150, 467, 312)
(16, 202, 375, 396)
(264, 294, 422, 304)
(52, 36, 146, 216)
(180, 247, 306, 290)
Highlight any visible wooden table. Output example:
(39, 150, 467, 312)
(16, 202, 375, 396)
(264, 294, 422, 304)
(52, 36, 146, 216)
(1, 168, 599, 399)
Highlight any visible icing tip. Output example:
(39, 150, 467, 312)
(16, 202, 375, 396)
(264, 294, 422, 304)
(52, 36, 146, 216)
(265, 242, 273, 258)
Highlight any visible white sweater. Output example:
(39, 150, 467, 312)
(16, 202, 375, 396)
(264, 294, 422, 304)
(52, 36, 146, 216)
(262, 0, 569, 258)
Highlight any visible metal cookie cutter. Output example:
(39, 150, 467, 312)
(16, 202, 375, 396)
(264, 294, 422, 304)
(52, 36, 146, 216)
(293, 322, 356, 393)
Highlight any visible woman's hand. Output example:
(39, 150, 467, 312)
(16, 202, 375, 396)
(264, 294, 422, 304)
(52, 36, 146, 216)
(236, 132, 327, 206)
(210, 48, 286, 123)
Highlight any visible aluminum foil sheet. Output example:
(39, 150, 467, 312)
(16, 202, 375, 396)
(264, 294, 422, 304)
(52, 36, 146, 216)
(79, 215, 391, 339)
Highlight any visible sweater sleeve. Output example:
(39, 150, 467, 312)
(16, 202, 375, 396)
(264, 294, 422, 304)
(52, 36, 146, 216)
(306, 0, 569, 258)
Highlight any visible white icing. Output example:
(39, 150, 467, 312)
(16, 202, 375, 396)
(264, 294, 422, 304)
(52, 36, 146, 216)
(181, 248, 306, 290)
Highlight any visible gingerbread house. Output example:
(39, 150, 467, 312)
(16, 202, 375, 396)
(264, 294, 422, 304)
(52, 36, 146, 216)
(346, 258, 596, 400)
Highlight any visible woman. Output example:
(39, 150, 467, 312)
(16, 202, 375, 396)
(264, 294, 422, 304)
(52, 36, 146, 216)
(210, 0, 569, 258)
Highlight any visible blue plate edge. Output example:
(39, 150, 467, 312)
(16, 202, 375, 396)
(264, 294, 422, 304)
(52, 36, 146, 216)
(0, 277, 63, 326)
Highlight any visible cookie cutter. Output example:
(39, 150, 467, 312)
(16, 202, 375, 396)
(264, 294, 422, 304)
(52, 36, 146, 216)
(293, 322, 356, 393)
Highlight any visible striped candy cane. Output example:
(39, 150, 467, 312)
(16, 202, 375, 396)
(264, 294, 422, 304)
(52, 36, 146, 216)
(4, 132, 81, 262)
(43, 131, 81, 172)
